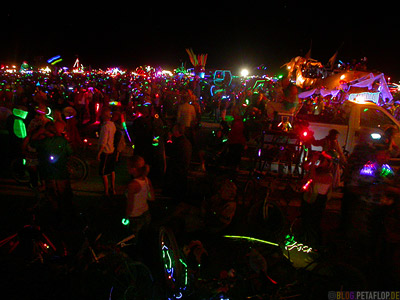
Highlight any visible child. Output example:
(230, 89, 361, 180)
(126, 155, 155, 238)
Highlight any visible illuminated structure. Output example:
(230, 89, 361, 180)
(185, 48, 207, 78)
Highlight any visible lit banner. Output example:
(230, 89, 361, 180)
(348, 92, 380, 104)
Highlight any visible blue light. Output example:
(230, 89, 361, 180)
(360, 163, 376, 176)
(47, 55, 61, 64)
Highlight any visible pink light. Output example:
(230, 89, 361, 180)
(302, 179, 313, 190)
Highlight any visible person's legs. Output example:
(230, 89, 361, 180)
(102, 175, 109, 196)
(110, 171, 116, 195)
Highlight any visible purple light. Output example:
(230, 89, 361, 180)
(360, 163, 375, 176)
(50, 155, 55, 161)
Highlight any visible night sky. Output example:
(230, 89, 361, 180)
(1, 2, 398, 78)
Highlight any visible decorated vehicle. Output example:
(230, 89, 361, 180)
(297, 100, 400, 154)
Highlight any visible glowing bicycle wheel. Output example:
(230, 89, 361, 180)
(159, 226, 189, 299)
(67, 155, 88, 181)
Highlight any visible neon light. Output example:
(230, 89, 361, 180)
(45, 107, 53, 121)
(47, 55, 61, 64)
(51, 58, 63, 65)
(284, 235, 313, 253)
(224, 235, 279, 247)
(121, 218, 130, 226)
(120, 114, 132, 143)
(284, 241, 313, 253)
(252, 80, 266, 90)
(380, 164, 394, 177)
(179, 259, 188, 286)
(36, 109, 46, 115)
(360, 162, 376, 176)
(152, 136, 160, 147)
(302, 179, 313, 190)
(13, 108, 28, 119)
(13, 119, 27, 139)
(348, 92, 380, 104)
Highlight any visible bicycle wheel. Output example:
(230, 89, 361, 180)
(82, 252, 154, 300)
(159, 226, 189, 299)
(67, 155, 88, 181)
(243, 178, 257, 208)
(10, 158, 30, 184)
(262, 192, 286, 236)
(110, 260, 154, 300)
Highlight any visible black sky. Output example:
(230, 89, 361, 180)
(1, 2, 399, 78)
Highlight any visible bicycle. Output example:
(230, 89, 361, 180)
(64, 213, 155, 300)
(222, 223, 366, 299)
(159, 226, 189, 299)
(244, 174, 306, 240)
(10, 154, 88, 184)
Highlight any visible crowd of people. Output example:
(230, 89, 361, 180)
(0, 68, 399, 282)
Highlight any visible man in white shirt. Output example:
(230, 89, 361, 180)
(177, 97, 196, 128)
(97, 108, 117, 196)
(177, 96, 197, 141)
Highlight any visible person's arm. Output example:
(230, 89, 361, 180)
(126, 180, 141, 216)
(97, 125, 107, 161)
(335, 140, 347, 163)
(177, 105, 182, 120)
(146, 177, 155, 201)
(311, 137, 325, 147)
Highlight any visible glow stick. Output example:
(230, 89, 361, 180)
(120, 113, 132, 143)
(47, 55, 61, 63)
(224, 235, 279, 247)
